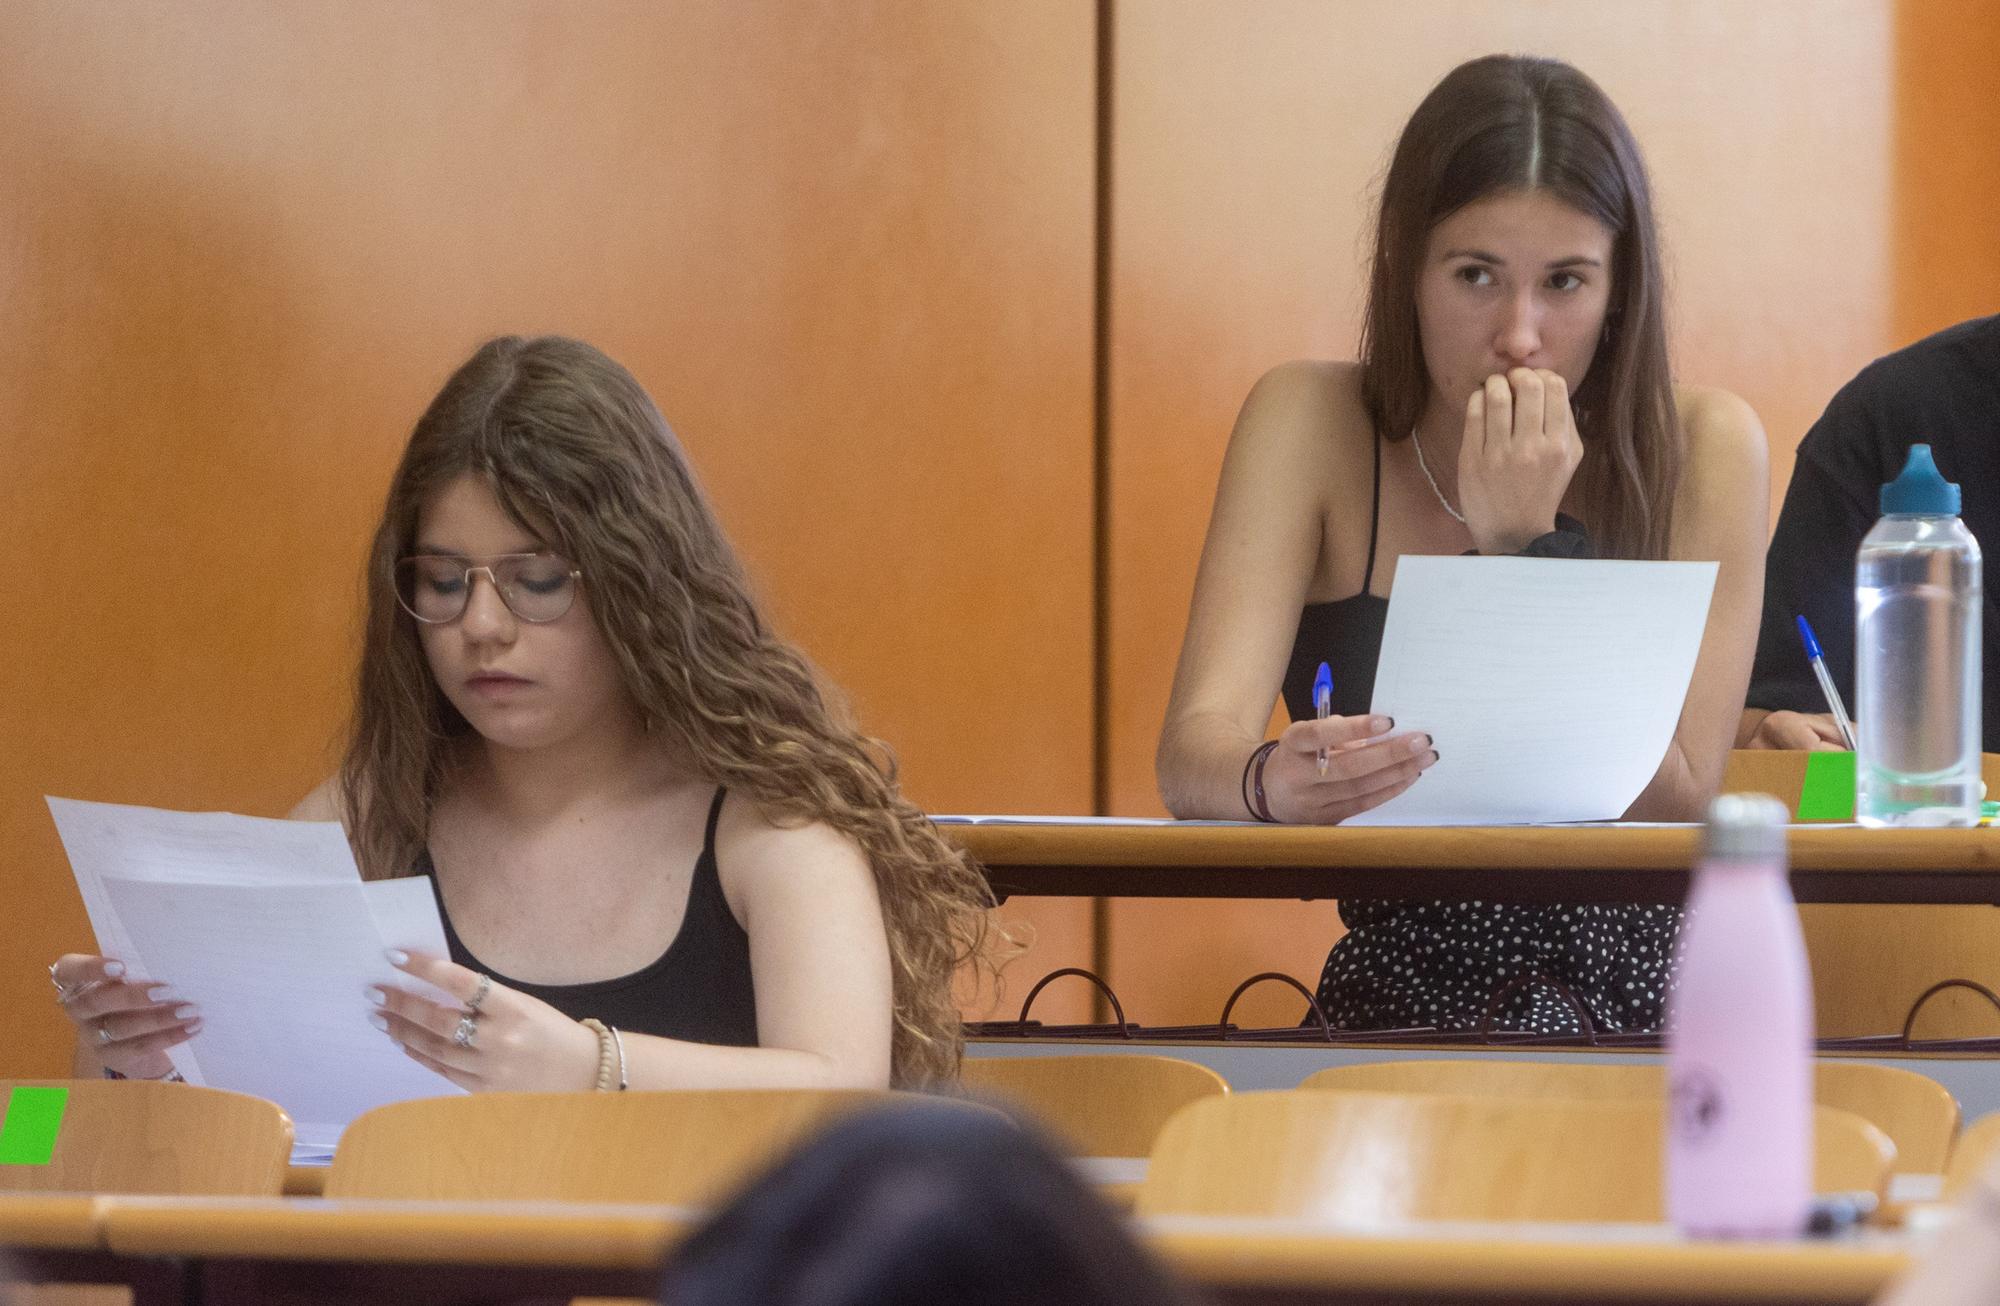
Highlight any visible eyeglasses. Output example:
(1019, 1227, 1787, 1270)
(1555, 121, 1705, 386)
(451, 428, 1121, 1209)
(393, 553, 583, 624)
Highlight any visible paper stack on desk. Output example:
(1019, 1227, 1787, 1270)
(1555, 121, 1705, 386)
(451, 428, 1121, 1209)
(1343, 555, 1718, 826)
(46, 797, 462, 1157)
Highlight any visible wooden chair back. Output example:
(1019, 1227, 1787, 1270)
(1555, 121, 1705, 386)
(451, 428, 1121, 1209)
(1943, 1110, 2000, 1200)
(1300, 1058, 1958, 1174)
(1137, 1090, 1894, 1221)
(1724, 750, 2000, 1040)
(959, 1054, 1228, 1156)
(326, 1088, 994, 1204)
(0, 1080, 291, 1196)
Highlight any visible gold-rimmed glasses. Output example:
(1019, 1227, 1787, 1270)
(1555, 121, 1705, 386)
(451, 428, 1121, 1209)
(393, 552, 583, 624)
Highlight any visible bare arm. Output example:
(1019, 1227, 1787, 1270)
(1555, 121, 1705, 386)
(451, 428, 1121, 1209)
(1625, 388, 1771, 820)
(1157, 362, 1433, 821)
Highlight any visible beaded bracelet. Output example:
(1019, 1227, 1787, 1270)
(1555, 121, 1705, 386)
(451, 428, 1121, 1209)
(102, 1067, 185, 1084)
(579, 1018, 618, 1092)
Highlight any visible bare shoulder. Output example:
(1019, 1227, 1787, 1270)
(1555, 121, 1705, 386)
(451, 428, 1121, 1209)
(1669, 383, 1770, 551)
(287, 775, 346, 823)
(713, 793, 878, 912)
(1673, 382, 1768, 474)
(1236, 360, 1368, 449)
(1222, 359, 1373, 512)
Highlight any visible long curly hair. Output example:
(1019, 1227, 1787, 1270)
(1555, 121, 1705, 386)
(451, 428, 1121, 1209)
(340, 335, 993, 1086)
(1361, 54, 1683, 561)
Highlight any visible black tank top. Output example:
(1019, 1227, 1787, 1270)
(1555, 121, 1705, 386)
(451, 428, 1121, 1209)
(1283, 431, 1388, 721)
(419, 787, 759, 1047)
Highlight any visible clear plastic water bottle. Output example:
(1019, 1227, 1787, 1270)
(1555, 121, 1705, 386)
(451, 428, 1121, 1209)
(1855, 444, 1982, 827)
(1665, 793, 1812, 1238)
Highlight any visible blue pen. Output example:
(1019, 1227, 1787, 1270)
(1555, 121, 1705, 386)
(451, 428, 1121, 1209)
(1313, 662, 1333, 776)
(1794, 615, 1859, 751)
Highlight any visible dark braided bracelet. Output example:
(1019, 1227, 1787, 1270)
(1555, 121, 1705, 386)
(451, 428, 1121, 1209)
(1242, 740, 1280, 822)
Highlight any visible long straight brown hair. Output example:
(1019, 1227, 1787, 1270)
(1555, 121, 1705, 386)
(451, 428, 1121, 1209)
(340, 336, 994, 1086)
(1360, 54, 1682, 561)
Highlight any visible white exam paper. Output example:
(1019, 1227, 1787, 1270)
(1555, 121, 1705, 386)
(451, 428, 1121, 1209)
(1343, 556, 1717, 826)
(47, 798, 462, 1151)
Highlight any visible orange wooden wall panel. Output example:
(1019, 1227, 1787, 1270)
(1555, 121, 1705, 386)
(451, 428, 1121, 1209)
(1, 1, 1098, 1076)
(1893, 0, 2000, 342)
(1103, 1, 1905, 1026)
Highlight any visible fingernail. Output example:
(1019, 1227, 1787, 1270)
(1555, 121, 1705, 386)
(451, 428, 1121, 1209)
(1430, 750, 1442, 765)
(184, 1018, 203, 1033)
(1410, 735, 1430, 755)
(173, 1004, 199, 1021)
(369, 1012, 389, 1032)
(1424, 734, 1435, 749)
(1374, 716, 1393, 733)
(104, 962, 125, 979)
(384, 949, 409, 967)
(366, 986, 387, 1006)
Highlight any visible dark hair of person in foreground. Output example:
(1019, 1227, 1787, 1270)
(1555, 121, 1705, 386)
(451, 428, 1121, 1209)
(659, 1105, 1207, 1306)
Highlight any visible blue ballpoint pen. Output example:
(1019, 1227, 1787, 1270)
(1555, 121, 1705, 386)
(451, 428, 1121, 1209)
(1794, 615, 1859, 751)
(1313, 662, 1333, 776)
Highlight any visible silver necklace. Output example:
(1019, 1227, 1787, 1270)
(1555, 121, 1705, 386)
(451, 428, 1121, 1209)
(1409, 430, 1466, 524)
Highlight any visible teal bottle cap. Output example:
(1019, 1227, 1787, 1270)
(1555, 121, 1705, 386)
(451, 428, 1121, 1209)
(1880, 443, 1961, 515)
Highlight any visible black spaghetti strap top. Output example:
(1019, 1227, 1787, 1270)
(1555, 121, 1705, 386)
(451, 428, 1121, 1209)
(419, 787, 758, 1048)
(1282, 431, 1389, 720)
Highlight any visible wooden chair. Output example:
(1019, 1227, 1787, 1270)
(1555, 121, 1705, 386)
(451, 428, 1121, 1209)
(0, 1079, 292, 1196)
(959, 1054, 1228, 1156)
(1943, 1110, 2000, 1200)
(1724, 749, 2000, 1040)
(1299, 1057, 1959, 1174)
(326, 1088, 996, 1205)
(1136, 1090, 1895, 1222)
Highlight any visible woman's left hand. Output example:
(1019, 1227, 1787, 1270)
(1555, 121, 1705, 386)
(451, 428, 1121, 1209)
(370, 951, 599, 1093)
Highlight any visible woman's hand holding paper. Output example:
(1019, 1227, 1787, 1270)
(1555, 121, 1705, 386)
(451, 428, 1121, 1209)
(50, 953, 200, 1079)
(370, 950, 602, 1093)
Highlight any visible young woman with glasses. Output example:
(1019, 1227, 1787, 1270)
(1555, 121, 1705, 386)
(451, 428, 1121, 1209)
(1155, 55, 1770, 1033)
(52, 336, 993, 1091)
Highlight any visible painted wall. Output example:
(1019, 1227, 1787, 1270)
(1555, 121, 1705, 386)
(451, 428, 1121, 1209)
(9, 2, 1997, 1066)
(2, 1, 1098, 1075)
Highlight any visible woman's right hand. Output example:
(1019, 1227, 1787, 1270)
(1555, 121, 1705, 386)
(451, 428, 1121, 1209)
(50, 954, 201, 1079)
(1457, 368, 1585, 555)
(1259, 714, 1438, 824)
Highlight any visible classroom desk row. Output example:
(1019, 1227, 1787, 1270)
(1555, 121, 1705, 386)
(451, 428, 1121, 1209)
(950, 821, 2000, 905)
(0, 1192, 1923, 1306)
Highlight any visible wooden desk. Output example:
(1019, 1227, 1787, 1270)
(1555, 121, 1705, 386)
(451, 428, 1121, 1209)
(950, 823, 2000, 905)
(0, 1193, 182, 1305)
(97, 1195, 694, 1305)
(1148, 1216, 1913, 1305)
(7, 1195, 1922, 1306)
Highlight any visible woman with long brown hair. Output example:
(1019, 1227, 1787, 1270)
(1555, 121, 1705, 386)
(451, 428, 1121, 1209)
(54, 335, 992, 1089)
(1156, 55, 1768, 1033)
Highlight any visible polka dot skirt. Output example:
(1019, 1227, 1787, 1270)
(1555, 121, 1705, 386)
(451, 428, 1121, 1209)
(1314, 899, 1682, 1035)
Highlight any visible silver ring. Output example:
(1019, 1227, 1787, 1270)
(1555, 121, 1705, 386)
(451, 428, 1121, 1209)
(49, 962, 72, 1002)
(451, 1014, 478, 1050)
(466, 973, 492, 1014)
(96, 1024, 113, 1045)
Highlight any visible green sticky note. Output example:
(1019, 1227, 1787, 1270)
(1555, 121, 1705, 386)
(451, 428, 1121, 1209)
(1796, 750, 1857, 821)
(0, 1086, 68, 1166)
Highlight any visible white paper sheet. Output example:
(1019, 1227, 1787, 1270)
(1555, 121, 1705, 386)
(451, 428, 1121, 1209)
(47, 798, 463, 1151)
(1342, 556, 1717, 826)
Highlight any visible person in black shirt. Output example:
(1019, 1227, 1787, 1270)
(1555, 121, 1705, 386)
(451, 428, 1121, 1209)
(1741, 315, 2000, 751)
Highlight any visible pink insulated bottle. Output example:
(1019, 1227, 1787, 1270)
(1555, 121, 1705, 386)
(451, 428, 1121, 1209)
(1664, 793, 1813, 1238)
